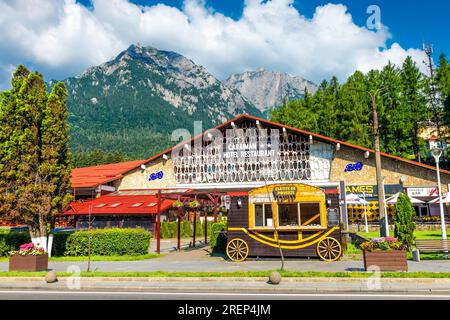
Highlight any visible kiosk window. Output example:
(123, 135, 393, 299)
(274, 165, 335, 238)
(300, 203, 321, 226)
(265, 204, 273, 227)
(254, 204, 273, 227)
(279, 204, 299, 226)
(255, 205, 264, 227)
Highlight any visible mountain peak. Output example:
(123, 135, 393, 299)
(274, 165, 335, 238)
(225, 69, 317, 113)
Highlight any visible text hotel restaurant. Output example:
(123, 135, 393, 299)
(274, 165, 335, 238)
(64, 114, 450, 229)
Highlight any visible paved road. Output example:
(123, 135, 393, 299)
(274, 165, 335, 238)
(1, 289, 450, 300)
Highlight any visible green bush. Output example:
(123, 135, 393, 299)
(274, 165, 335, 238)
(210, 221, 227, 252)
(52, 231, 74, 256)
(394, 193, 416, 251)
(64, 228, 151, 256)
(160, 220, 216, 239)
(0, 230, 31, 257)
(182, 221, 192, 237)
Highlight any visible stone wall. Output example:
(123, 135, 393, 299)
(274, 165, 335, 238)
(330, 146, 450, 192)
(117, 158, 176, 190)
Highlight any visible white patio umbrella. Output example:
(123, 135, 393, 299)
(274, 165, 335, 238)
(386, 192, 424, 204)
(428, 192, 450, 204)
(346, 193, 369, 232)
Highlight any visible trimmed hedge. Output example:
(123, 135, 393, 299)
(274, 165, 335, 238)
(0, 229, 31, 257)
(52, 231, 73, 257)
(159, 221, 215, 239)
(64, 228, 151, 256)
(209, 221, 227, 252)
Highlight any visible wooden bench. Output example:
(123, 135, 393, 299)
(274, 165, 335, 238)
(415, 239, 450, 256)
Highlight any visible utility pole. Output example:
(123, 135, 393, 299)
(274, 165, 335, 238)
(350, 86, 388, 237)
(371, 89, 389, 237)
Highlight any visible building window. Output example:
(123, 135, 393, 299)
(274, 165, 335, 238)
(299, 202, 321, 226)
(278, 204, 299, 227)
(254, 204, 273, 227)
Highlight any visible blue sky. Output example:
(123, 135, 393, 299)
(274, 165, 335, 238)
(1, 0, 448, 88)
(77, 0, 448, 55)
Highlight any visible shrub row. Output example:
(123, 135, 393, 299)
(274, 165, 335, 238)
(64, 228, 151, 256)
(209, 221, 227, 253)
(1, 228, 152, 257)
(0, 229, 31, 256)
(160, 221, 214, 239)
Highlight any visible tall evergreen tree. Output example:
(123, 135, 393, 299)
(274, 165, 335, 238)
(436, 54, 450, 128)
(394, 193, 416, 251)
(399, 56, 429, 162)
(0, 65, 72, 252)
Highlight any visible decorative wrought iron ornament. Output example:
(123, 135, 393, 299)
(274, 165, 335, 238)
(172, 122, 332, 184)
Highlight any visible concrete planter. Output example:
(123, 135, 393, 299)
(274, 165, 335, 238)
(363, 250, 407, 272)
(9, 254, 48, 272)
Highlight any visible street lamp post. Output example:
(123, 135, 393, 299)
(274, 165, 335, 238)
(382, 176, 389, 237)
(431, 147, 448, 244)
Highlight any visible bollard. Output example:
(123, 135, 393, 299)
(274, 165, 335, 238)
(412, 249, 420, 262)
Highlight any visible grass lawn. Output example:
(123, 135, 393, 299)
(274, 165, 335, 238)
(0, 253, 160, 262)
(0, 270, 450, 278)
(358, 230, 450, 240)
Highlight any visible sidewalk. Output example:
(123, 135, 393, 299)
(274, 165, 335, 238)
(1, 251, 450, 273)
(1, 277, 450, 293)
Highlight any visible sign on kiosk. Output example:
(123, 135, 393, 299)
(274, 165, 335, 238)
(407, 187, 438, 198)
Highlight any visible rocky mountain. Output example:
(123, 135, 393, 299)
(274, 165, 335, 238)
(225, 69, 317, 114)
(51, 44, 262, 159)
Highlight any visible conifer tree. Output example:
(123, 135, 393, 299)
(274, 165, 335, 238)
(0, 65, 72, 253)
(399, 57, 429, 162)
(394, 193, 416, 251)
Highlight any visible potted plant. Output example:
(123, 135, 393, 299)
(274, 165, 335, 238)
(172, 200, 184, 208)
(8, 243, 48, 272)
(188, 200, 200, 209)
(360, 237, 408, 271)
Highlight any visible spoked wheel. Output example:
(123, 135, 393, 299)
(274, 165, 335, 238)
(226, 238, 249, 262)
(317, 237, 342, 262)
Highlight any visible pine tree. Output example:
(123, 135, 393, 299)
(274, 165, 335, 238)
(399, 57, 429, 162)
(394, 193, 416, 251)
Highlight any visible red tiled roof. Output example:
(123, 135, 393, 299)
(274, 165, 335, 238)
(64, 193, 174, 215)
(71, 160, 146, 188)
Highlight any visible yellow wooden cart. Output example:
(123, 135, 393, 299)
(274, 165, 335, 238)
(226, 183, 343, 262)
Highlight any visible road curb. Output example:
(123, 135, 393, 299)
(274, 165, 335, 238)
(1, 276, 450, 283)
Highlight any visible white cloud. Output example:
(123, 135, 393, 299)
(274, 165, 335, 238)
(0, 0, 427, 89)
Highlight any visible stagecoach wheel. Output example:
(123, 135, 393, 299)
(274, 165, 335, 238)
(226, 238, 249, 262)
(317, 237, 342, 262)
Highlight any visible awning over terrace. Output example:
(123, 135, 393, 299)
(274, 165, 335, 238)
(64, 191, 176, 215)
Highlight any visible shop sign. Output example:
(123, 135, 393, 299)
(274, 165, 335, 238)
(346, 184, 402, 198)
(407, 187, 438, 198)
(273, 186, 297, 202)
(149, 170, 164, 181)
(344, 162, 363, 172)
